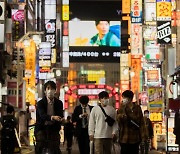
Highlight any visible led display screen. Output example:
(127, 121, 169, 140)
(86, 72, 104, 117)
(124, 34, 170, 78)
(68, 0, 122, 63)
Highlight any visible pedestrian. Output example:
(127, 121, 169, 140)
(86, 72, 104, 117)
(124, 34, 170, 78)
(72, 95, 93, 154)
(0, 105, 18, 154)
(88, 91, 118, 154)
(117, 90, 145, 154)
(140, 110, 154, 154)
(64, 115, 74, 152)
(34, 81, 64, 154)
(174, 109, 180, 154)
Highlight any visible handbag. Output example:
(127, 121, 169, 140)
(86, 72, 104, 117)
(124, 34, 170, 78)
(99, 105, 115, 127)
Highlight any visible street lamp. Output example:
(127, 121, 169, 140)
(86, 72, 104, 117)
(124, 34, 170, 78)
(16, 31, 44, 108)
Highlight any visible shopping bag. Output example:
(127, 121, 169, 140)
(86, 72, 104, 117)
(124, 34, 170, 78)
(90, 141, 94, 154)
(112, 142, 121, 154)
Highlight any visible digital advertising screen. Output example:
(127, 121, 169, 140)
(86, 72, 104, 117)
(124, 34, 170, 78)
(69, 0, 122, 63)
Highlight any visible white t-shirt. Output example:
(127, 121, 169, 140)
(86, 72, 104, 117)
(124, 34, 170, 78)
(88, 105, 118, 138)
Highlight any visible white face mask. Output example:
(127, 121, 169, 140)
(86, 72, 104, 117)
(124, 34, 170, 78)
(144, 114, 149, 118)
(102, 99, 109, 106)
(122, 98, 128, 104)
(46, 89, 56, 99)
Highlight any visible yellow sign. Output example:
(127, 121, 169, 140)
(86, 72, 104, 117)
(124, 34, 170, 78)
(148, 87, 163, 112)
(150, 112, 162, 121)
(157, 0, 171, 20)
(62, 5, 69, 20)
(122, 0, 130, 14)
(24, 40, 36, 105)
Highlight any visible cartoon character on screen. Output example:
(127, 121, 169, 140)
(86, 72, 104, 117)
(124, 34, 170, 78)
(90, 21, 120, 47)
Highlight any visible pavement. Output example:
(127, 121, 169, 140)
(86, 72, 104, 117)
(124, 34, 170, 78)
(20, 142, 179, 154)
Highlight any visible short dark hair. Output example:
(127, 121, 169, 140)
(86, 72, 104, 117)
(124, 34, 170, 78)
(7, 105, 14, 114)
(95, 20, 110, 26)
(122, 90, 134, 100)
(44, 81, 56, 90)
(67, 116, 71, 120)
(144, 110, 149, 114)
(98, 91, 109, 99)
(79, 95, 89, 105)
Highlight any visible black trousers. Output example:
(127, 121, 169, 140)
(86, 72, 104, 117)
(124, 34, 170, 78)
(1, 137, 15, 154)
(35, 130, 61, 154)
(120, 142, 140, 154)
(77, 128, 90, 154)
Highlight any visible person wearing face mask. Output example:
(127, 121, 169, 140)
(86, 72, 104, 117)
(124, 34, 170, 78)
(72, 95, 93, 154)
(35, 81, 63, 154)
(140, 110, 153, 154)
(89, 91, 118, 154)
(117, 90, 145, 154)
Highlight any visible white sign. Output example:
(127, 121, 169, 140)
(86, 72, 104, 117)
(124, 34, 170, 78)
(0, 2, 4, 20)
(0, 24, 4, 43)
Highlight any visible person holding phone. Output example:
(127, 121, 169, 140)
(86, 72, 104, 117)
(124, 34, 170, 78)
(117, 90, 145, 154)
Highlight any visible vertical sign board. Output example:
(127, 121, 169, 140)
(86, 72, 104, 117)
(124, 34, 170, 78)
(45, 19, 56, 64)
(122, 0, 131, 14)
(131, 24, 143, 55)
(131, 57, 142, 93)
(12, 10, 24, 41)
(157, 21, 171, 44)
(131, 0, 142, 23)
(62, 0, 70, 67)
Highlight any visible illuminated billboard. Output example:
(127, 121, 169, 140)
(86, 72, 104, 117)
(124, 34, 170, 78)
(68, 1, 122, 63)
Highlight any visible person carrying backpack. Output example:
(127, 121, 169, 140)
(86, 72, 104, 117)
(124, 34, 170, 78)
(90, 21, 120, 47)
(0, 105, 18, 154)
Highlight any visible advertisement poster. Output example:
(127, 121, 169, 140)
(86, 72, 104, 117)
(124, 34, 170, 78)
(157, 21, 171, 44)
(145, 3, 156, 22)
(131, 0, 142, 23)
(148, 87, 163, 112)
(145, 68, 161, 86)
(156, 0, 171, 21)
(131, 24, 142, 55)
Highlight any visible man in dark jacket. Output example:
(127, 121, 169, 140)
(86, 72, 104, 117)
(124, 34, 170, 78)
(35, 81, 63, 154)
(0, 105, 17, 154)
(72, 95, 93, 154)
(140, 110, 153, 154)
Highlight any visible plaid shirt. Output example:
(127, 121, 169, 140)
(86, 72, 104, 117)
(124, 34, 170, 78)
(117, 103, 145, 144)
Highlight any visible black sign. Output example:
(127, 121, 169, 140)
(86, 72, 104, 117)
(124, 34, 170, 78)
(157, 21, 171, 44)
(69, 47, 121, 63)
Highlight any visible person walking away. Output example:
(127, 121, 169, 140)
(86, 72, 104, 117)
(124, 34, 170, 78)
(72, 95, 93, 154)
(34, 81, 64, 154)
(140, 110, 153, 154)
(174, 109, 180, 154)
(0, 105, 18, 154)
(89, 91, 118, 154)
(117, 90, 145, 154)
(64, 116, 74, 153)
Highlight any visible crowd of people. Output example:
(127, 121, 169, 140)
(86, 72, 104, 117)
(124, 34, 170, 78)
(1, 80, 180, 154)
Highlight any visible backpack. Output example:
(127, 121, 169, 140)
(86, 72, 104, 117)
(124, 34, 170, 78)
(1, 116, 16, 139)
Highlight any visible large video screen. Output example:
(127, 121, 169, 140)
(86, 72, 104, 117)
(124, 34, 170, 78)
(68, 0, 122, 63)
